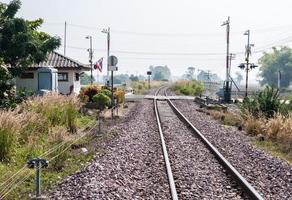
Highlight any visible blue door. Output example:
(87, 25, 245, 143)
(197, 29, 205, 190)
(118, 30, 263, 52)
(38, 72, 52, 90)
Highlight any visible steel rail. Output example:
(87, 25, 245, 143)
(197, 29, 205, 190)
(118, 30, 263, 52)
(163, 89, 264, 200)
(153, 86, 178, 200)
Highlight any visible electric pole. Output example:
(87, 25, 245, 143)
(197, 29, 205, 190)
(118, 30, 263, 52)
(238, 30, 257, 97)
(244, 30, 251, 97)
(222, 16, 231, 102)
(278, 70, 281, 90)
(64, 21, 67, 56)
(102, 27, 110, 86)
(86, 35, 93, 85)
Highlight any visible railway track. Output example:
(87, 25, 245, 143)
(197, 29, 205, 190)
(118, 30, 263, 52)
(153, 86, 264, 200)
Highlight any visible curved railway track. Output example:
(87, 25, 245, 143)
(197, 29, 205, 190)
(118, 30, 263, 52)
(153, 86, 264, 200)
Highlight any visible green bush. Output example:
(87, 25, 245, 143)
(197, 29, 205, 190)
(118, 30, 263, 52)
(172, 80, 204, 96)
(92, 93, 111, 110)
(100, 89, 112, 98)
(241, 86, 285, 118)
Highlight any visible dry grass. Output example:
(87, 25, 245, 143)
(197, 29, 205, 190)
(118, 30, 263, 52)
(21, 93, 82, 133)
(243, 114, 266, 136)
(0, 110, 21, 161)
(209, 110, 243, 127)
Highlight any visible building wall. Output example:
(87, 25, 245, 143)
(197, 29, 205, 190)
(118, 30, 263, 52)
(16, 71, 38, 92)
(16, 69, 83, 95)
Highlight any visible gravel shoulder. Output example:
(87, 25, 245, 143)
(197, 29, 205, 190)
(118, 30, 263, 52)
(49, 100, 170, 199)
(173, 99, 292, 200)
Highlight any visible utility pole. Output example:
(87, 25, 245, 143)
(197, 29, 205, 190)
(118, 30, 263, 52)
(244, 30, 251, 97)
(238, 30, 257, 97)
(102, 27, 110, 86)
(222, 17, 231, 102)
(278, 70, 281, 90)
(86, 35, 93, 85)
(64, 21, 67, 56)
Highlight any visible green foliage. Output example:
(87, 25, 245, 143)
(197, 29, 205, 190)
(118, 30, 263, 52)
(0, 0, 61, 109)
(172, 80, 204, 96)
(79, 85, 102, 102)
(259, 46, 292, 87)
(100, 89, 112, 97)
(184, 67, 196, 80)
(241, 86, 285, 118)
(150, 65, 171, 81)
(129, 74, 139, 82)
(92, 93, 111, 110)
(80, 73, 95, 85)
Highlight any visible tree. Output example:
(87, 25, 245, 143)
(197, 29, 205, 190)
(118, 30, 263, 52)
(235, 71, 243, 85)
(151, 65, 171, 81)
(0, 0, 61, 107)
(80, 73, 95, 85)
(185, 67, 196, 80)
(129, 74, 139, 82)
(259, 46, 292, 88)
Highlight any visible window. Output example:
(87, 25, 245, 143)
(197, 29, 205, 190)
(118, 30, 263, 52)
(58, 72, 68, 81)
(75, 73, 80, 81)
(20, 72, 34, 79)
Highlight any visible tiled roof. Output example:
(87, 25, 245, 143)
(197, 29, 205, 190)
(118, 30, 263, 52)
(30, 51, 90, 70)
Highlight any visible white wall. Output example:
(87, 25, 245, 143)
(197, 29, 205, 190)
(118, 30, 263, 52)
(16, 69, 83, 95)
(58, 70, 82, 95)
(16, 71, 38, 92)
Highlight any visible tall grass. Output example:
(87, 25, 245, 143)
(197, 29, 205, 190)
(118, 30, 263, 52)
(22, 93, 81, 133)
(0, 110, 20, 161)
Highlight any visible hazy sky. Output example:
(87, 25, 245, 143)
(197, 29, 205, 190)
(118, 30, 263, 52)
(5, 0, 292, 81)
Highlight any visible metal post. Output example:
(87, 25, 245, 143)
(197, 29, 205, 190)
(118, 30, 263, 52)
(27, 158, 48, 199)
(222, 17, 231, 102)
(36, 160, 41, 197)
(148, 75, 150, 89)
(86, 35, 93, 85)
(278, 70, 281, 90)
(90, 37, 93, 85)
(111, 69, 114, 119)
(64, 21, 67, 56)
(245, 30, 250, 97)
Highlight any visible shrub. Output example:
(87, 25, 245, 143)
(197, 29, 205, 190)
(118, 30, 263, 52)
(243, 114, 266, 135)
(92, 93, 111, 110)
(100, 89, 112, 98)
(172, 80, 204, 96)
(114, 89, 125, 104)
(241, 86, 284, 118)
(0, 110, 20, 161)
(79, 85, 102, 102)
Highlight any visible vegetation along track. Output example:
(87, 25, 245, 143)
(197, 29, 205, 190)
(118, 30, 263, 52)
(153, 86, 264, 199)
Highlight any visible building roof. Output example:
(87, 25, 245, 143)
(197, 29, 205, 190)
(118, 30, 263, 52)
(30, 51, 90, 71)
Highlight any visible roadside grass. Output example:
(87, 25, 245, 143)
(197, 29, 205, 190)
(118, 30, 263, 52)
(0, 94, 100, 199)
(206, 105, 292, 164)
(252, 140, 292, 164)
(0, 128, 122, 199)
(171, 80, 204, 96)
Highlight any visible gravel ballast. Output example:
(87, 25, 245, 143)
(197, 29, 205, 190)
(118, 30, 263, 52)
(172, 99, 292, 200)
(157, 100, 247, 199)
(49, 100, 170, 199)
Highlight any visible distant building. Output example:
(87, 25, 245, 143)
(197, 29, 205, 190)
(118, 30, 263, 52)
(15, 51, 90, 95)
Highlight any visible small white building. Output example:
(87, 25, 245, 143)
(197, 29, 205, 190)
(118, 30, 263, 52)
(15, 51, 90, 95)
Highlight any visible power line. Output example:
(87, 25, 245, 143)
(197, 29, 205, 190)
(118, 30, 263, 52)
(43, 21, 292, 38)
